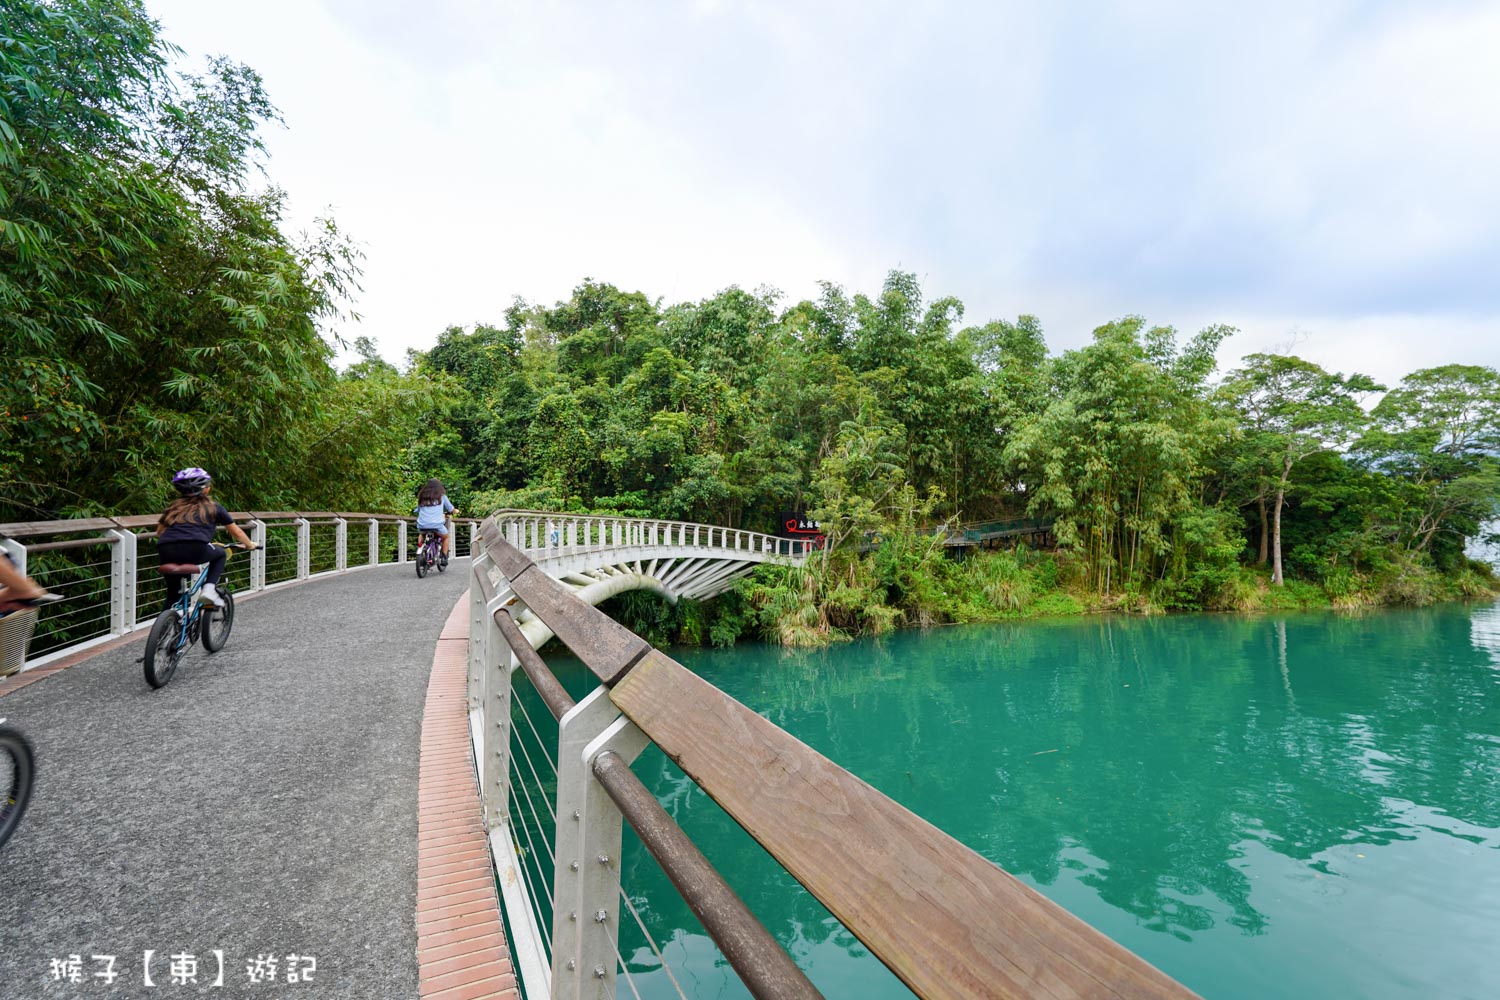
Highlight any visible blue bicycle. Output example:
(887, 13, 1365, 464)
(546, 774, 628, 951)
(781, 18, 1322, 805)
(142, 543, 246, 689)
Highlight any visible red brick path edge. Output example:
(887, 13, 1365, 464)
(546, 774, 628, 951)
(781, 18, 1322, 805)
(417, 596, 519, 999)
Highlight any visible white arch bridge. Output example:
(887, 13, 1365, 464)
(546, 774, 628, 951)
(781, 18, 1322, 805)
(480, 510, 814, 651)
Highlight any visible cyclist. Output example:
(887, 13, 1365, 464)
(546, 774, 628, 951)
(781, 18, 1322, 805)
(154, 468, 256, 608)
(414, 478, 458, 564)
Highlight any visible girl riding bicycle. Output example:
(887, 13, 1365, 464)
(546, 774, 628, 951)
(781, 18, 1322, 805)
(413, 478, 458, 561)
(155, 468, 257, 607)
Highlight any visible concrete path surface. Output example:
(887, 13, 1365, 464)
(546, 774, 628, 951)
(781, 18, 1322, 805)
(0, 560, 471, 998)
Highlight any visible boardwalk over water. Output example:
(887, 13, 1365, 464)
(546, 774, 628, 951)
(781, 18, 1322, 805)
(0, 561, 502, 998)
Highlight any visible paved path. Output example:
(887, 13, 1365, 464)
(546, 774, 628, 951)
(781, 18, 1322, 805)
(0, 561, 471, 998)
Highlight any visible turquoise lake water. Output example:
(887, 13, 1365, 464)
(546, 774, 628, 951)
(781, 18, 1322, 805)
(519, 602, 1500, 999)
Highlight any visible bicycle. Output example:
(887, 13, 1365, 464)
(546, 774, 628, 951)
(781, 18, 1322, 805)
(414, 529, 447, 578)
(0, 719, 34, 850)
(142, 543, 246, 689)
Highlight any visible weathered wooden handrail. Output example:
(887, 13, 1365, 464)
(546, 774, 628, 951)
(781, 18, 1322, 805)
(590, 750, 823, 1000)
(477, 517, 1199, 1000)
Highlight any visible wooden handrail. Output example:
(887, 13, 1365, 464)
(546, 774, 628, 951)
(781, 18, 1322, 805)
(610, 652, 1199, 1000)
(481, 524, 1198, 1000)
(591, 750, 824, 1000)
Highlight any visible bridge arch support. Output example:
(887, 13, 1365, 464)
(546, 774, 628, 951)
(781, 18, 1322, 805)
(482, 511, 814, 652)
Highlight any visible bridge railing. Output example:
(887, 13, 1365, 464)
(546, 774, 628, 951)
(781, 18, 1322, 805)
(491, 509, 816, 560)
(0, 512, 480, 670)
(467, 516, 1198, 1000)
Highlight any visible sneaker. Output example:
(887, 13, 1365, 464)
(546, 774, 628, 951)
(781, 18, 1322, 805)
(198, 583, 226, 608)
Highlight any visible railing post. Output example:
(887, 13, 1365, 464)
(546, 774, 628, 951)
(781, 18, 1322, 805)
(1, 537, 26, 579)
(468, 553, 490, 710)
(104, 528, 136, 634)
(335, 517, 347, 572)
(558, 713, 650, 1000)
(295, 517, 311, 580)
(368, 518, 379, 565)
(481, 597, 511, 830)
(470, 520, 480, 557)
(396, 520, 408, 563)
(249, 520, 267, 590)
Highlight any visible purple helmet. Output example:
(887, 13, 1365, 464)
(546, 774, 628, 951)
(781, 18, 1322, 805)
(171, 467, 212, 494)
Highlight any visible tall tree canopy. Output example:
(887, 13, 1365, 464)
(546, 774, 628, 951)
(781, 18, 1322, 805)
(1, 0, 431, 519)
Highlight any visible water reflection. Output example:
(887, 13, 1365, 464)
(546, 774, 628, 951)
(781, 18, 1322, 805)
(538, 601, 1500, 999)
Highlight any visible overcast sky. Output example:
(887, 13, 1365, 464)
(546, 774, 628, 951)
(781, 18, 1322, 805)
(148, 0, 1500, 388)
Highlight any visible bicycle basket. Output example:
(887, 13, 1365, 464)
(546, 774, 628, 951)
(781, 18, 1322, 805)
(0, 606, 39, 677)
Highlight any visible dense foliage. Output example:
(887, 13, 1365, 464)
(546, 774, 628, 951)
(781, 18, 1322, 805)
(0, 0, 434, 521)
(411, 275, 1499, 643)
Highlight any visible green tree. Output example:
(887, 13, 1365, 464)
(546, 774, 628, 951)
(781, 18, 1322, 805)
(1224, 355, 1383, 585)
(1005, 319, 1234, 596)
(1358, 365, 1500, 565)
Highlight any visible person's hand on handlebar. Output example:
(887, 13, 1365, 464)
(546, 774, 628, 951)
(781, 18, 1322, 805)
(226, 523, 257, 550)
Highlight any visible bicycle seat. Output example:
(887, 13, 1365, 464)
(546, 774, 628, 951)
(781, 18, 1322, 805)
(157, 563, 201, 576)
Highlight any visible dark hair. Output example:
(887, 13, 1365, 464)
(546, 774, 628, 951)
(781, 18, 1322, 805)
(417, 478, 445, 506)
(161, 492, 216, 527)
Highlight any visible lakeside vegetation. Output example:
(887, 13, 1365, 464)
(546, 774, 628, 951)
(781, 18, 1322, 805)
(5, 1, 1497, 648)
(411, 280, 1499, 645)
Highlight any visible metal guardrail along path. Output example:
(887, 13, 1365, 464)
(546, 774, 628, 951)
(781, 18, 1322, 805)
(0, 511, 480, 673)
(466, 513, 1199, 1000)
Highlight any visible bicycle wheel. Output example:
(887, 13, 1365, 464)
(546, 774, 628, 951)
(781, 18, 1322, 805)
(201, 587, 235, 652)
(436, 547, 446, 573)
(143, 608, 186, 688)
(0, 725, 34, 849)
(415, 545, 428, 578)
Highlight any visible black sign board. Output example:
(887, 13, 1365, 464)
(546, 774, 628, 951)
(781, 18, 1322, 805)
(778, 512, 822, 537)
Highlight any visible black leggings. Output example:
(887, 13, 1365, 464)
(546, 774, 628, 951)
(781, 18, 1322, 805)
(157, 540, 225, 601)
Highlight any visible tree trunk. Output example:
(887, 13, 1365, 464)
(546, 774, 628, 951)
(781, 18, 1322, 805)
(1271, 487, 1286, 586)
(1257, 495, 1269, 565)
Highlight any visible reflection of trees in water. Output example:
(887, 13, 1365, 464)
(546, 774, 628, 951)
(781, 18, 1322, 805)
(616, 606, 1500, 958)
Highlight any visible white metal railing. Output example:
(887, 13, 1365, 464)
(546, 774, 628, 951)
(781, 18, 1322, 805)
(0, 512, 480, 671)
(492, 509, 817, 561)
(467, 516, 826, 1000)
(467, 514, 1197, 1000)
(467, 532, 689, 1000)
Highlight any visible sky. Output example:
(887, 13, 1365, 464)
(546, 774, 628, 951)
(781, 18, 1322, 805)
(146, 0, 1500, 388)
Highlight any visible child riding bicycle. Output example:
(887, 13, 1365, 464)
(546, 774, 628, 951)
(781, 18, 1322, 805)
(155, 467, 257, 608)
(413, 478, 458, 562)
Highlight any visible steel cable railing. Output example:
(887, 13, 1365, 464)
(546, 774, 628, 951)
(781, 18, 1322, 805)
(505, 668, 565, 975)
(466, 514, 1200, 1000)
(502, 662, 689, 1000)
(0, 513, 482, 672)
(608, 861, 691, 1000)
(23, 552, 115, 657)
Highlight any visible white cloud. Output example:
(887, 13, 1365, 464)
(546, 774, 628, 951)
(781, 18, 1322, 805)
(147, 0, 1500, 378)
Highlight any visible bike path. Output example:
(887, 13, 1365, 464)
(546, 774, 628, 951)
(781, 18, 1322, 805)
(0, 561, 471, 998)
